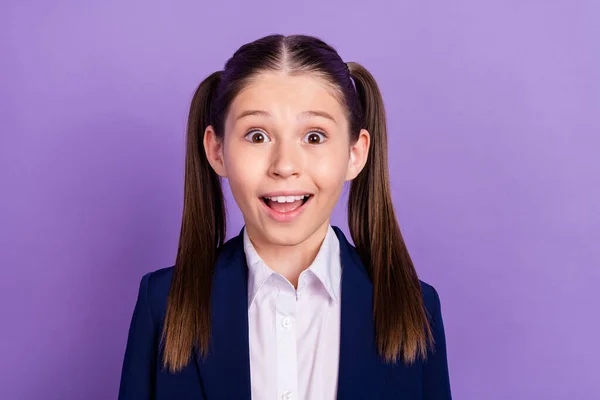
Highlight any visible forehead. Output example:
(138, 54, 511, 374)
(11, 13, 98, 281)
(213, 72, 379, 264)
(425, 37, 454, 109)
(227, 72, 347, 122)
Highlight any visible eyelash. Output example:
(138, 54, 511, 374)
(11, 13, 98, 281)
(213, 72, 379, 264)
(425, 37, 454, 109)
(244, 128, 329, 143)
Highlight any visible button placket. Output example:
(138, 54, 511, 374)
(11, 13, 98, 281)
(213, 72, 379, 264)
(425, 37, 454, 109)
(281, 316, 293, 329)
(275, 284, 298, 400)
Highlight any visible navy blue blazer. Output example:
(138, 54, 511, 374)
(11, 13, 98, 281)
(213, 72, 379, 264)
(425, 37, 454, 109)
(119, 226, 451, 399)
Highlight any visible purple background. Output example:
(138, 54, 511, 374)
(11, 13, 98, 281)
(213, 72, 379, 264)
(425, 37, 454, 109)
(1, 0, 599, 399)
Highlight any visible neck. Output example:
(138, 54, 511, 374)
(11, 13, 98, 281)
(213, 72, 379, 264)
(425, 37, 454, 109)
(245, 221, 330, 288)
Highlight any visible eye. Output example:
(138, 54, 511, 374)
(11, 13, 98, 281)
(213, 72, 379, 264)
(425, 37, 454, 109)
(244, 130, 271, 144)
(303, 130, 327, 144)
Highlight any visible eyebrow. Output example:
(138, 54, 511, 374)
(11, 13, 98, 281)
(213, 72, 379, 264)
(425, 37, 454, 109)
(235, 110, 337, 124)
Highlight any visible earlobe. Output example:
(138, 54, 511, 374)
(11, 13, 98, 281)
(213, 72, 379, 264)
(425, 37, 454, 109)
(203, 125, 227, 177)
(345, 128, 370, 181)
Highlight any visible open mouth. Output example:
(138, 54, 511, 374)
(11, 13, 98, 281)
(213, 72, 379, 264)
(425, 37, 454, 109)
(261, 194, 313, 213)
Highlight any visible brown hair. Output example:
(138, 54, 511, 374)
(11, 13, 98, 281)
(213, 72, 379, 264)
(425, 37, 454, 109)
(161, 34, 433, 373)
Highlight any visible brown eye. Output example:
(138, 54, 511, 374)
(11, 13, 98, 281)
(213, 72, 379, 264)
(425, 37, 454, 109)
(245, 130, 271, 143)
(303, 131, 327, 144)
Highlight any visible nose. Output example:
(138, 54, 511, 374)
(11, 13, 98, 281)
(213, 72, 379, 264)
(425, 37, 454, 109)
(268, 139, 301, 179)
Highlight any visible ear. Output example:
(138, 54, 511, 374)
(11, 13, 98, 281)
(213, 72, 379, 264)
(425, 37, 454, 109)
(203, 125, 227, 177)
(345, 129, 370, 181)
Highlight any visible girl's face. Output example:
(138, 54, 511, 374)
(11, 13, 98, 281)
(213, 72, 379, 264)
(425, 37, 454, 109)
(205, 72, 369, 248)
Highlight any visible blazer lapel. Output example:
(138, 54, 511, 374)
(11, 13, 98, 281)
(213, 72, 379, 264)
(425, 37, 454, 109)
(334, 226, 389, 399)
(195, 229, 252, 399)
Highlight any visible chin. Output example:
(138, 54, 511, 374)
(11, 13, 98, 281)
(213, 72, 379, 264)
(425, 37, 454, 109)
(260, 224, 311, 246)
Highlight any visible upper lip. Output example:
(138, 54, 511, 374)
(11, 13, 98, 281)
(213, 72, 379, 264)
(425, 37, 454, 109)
(260, 191, 313, 198)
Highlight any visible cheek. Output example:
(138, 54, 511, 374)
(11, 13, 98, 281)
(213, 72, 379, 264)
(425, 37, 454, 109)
(222, 142, 264, 197)
(225, 163, 254, 194)
(308, 147, 349, 191)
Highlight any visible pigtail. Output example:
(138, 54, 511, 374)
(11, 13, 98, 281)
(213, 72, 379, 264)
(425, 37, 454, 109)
(161, 71, 226, 372)
(347, 62, 433, 364)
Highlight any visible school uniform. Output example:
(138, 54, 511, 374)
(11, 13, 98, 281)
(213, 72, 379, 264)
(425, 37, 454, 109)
(118, 225, 452, 399)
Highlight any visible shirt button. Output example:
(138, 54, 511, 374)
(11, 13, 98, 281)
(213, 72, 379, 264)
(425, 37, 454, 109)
(281, 317, 293, 329)
(282, 391, 293, 400)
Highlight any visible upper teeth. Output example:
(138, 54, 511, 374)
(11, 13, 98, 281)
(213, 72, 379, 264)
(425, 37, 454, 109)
(266, 195, 310, 203)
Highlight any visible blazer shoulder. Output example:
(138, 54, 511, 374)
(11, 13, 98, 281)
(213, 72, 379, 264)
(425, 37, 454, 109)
(140, 265, 175, 322)
(419, 279, 442, 319)
(136, 234, 243, 321)
(418, 279, 452, 397)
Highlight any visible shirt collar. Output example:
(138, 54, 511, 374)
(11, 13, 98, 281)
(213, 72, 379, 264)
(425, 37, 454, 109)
(243, 225, 341, 308)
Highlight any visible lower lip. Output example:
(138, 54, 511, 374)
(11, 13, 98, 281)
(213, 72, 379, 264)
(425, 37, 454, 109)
(260, 196, 313, 223)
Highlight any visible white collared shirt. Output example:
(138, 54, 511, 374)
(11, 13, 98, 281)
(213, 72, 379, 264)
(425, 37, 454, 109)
(243, 225, 342, 400)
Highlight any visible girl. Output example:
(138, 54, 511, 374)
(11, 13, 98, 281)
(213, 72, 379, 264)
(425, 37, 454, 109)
(119, 34, 451, 400)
